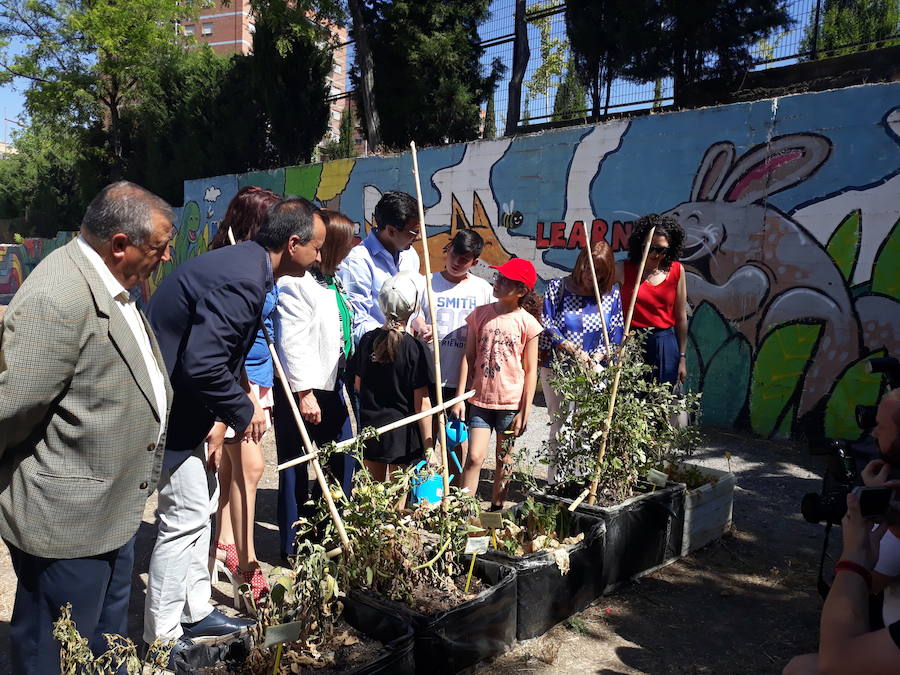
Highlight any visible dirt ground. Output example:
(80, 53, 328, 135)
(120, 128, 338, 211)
(0, 389, 833, 674)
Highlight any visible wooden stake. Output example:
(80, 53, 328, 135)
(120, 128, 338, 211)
(229, 227, 351, 549)
(276, 390, 475, 472)
(410, 140, 451, 510)
(584, 243, 611, 358)
(586, 227, 656, 506)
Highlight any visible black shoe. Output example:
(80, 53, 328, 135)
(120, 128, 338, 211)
(181, 609, 255, 639)
(488, 503, 504, 512)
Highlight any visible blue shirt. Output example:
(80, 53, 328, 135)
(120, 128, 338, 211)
(338, 231, 420, 344)
(245, 285, 279, 388)
(539, 277, 624, 367)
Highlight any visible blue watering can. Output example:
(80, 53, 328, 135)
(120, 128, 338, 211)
(445, 419, 469, 446)
(410, 449, 464, 504)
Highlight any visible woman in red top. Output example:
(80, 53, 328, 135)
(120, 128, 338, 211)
(617, 213, 689, 386)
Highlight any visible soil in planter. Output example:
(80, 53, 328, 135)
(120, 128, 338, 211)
(197, 621, 386, 675)
(549, 479, 667, 507)
(407, 573, 486, 613)
(665, 463, 718, 490)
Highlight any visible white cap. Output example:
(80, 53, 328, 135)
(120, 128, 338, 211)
(379, 271, 420, 324)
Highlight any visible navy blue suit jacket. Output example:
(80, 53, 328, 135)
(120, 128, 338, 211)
(148, 241, 273, 452)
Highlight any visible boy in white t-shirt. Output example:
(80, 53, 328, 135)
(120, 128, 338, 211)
(413, 230, 493, 471)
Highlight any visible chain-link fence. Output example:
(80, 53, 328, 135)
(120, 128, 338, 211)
(329, 0, 899, 139)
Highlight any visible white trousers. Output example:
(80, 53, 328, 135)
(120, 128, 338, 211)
(143, 443, 219, 642)
(541, 367, 567, 485)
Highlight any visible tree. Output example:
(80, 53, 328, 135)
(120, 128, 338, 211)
(505, 0, 530, 134)
(351, 0, 504, 148)
(251, 1, 334, 166)
(321, 106, 358, 161)
(348, 0, 381, 150)
(627, 1, 792, 107)
(483, 92, 497, 139)
(0, 0, 208, 178)
(565, 0, 656, 118)
(801, 0, 900, 59)
(524, 2, 568, 121)
(122, 49, 270, 205)
(552, 58, 587, 122)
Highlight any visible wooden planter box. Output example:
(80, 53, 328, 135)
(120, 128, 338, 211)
(679, 463, 736, 556)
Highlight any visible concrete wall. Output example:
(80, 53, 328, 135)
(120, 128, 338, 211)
(5, 83, 899, 440)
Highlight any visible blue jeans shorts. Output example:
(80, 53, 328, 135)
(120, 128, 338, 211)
(468, 404, 517, 432)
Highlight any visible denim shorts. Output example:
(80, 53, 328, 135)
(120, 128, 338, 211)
(468, 404, 517, 432)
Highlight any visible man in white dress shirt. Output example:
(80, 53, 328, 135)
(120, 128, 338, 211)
(339, 190, 422, 344)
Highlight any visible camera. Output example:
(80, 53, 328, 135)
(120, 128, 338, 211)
(801, 440, 864, 525)
(867, 356, 900, 390)
(856, 404, 878, 432)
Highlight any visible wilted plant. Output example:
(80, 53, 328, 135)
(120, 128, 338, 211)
(546, 333, 701, 504)
(53, 603, 171, 674)
(302, 428, 481, 606)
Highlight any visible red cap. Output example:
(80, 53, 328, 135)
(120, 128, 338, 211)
(491, 258, 537, 290)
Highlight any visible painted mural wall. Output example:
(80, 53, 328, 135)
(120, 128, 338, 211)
(4, 83, 899, 441)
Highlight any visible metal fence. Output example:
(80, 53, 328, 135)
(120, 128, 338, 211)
(329, 0, 899, 137)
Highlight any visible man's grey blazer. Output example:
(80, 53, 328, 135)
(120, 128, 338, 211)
(0, 238, 172, 559)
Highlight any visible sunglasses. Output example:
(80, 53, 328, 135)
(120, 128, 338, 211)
(648, 245, 669, 256)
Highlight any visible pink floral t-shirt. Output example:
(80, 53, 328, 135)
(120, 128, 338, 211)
(465, 304, 543, 410)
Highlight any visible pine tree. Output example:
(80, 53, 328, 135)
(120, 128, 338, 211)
(552, 59, 587, 122)
(483, 93, 497, 139)
(350, 0, 504, 148)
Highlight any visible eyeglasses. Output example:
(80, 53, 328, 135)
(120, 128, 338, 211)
(648, 245, 669, 256)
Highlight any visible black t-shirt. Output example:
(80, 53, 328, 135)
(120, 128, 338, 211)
(353, 329, 434, 464)
(890, 620, 900, 650)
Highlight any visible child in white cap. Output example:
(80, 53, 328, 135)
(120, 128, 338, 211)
(351, 271, 435, 481)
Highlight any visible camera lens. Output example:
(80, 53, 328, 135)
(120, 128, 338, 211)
(856, 404, 878, 431)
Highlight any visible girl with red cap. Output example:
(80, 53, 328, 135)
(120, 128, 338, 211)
(452, 258, 542, 509)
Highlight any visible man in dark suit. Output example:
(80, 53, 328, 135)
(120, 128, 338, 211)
(0, 182, 175, 674)
(143, 198, 325, 645)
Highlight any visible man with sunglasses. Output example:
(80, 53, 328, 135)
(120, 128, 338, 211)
(339, 190, 423, 344)
(0, 182, 174, 674)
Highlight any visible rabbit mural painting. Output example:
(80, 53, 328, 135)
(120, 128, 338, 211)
(6, 83, 899, 443)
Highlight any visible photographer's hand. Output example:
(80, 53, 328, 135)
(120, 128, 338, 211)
(862, 459, 892, 488)
(840, 491, 887, 569)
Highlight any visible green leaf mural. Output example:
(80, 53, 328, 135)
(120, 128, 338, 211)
(750, 321, 825, 437)
(684, 335, 702, 395)
(826, 209, 861, 283)
(701, 333, 753, 427)
(689, 301, 732, 367)
(824, 350, 887, 440)
(871, 216, 900, 301)
(284, 164, 323, 201)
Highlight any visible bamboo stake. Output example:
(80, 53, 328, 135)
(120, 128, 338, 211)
(264, 327, 351, 550)
(586, 226, 656, 506)
(230, 227, 350, 550)
(584, 242, 611, 358)
(410, 140, 450, 510)
(277, 390, 476, 471)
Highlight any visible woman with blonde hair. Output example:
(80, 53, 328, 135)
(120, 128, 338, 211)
(539, 240, 624, 484)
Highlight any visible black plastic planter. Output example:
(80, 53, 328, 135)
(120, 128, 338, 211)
(172, 604, 415, 675)
(345, 557, 517, 674)
(541, 482, 686, 593)
(483, 503, 606, 640)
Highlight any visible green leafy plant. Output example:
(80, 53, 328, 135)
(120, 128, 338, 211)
(545, 333, 701, 504)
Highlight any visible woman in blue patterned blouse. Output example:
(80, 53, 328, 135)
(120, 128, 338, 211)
(539, 240, 624, 484)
